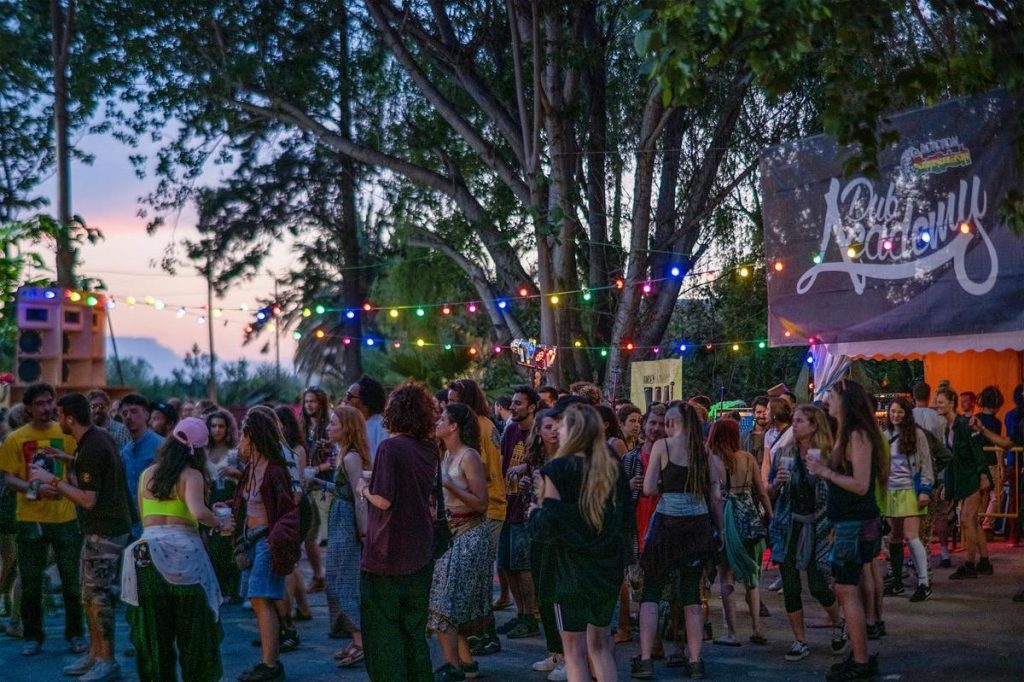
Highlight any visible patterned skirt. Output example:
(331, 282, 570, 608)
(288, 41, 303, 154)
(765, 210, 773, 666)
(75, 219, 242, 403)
(325, 497, 362, 632)
(428, 519, 492, 632)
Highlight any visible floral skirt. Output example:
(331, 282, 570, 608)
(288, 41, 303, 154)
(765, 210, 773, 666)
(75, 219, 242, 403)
(427, 520, 492, 632)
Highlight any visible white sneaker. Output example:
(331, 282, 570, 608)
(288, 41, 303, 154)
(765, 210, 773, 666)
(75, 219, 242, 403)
(63, 654, 96, 676)
(80, 661, 121, 682)
(547, 664, 568, 682)
(532, 653, 562, 672)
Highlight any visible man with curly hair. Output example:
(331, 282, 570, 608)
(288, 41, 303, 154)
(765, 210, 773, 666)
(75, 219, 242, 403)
(355, 381, 439, 681)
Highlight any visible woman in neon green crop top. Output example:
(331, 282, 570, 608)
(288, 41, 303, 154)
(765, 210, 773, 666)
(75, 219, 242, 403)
(122, 417, 235, 682)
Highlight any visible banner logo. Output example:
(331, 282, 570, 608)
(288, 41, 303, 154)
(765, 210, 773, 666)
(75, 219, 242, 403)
(796, 175, 998, 297)
(900, 137, 972, 177)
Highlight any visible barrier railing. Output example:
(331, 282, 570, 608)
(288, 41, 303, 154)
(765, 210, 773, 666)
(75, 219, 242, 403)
(982, 446, 1022, 545)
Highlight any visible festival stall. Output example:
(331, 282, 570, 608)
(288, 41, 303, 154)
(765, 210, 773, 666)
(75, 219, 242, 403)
(759, 89, 1024, 405)
(760, 89, 1024, 539)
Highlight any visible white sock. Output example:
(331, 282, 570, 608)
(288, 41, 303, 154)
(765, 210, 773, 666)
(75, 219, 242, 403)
(908, 537, 929, 585)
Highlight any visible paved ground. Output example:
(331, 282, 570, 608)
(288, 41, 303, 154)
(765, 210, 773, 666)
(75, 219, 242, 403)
(0, 542, 1021, 681)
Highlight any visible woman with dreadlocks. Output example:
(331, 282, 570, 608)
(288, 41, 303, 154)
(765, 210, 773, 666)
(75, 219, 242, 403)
(632, 403, 724, 680)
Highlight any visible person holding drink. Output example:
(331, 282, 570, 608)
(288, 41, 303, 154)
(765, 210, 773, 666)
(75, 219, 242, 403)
(121, 417, 235, 682)
(27, 392, 132, 680)
(766, 405, 846, 663)
(0, 382, 86, 658)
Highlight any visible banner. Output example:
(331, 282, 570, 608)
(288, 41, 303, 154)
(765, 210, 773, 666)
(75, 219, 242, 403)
(760, 90, 1024, 346)
(630, 359, 682, 411)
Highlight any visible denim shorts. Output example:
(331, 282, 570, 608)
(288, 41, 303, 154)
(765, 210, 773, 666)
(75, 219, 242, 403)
(243, 537, 284, 600)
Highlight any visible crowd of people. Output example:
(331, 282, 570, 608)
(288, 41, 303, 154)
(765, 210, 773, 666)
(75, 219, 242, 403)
(0, 374, 1019, 682)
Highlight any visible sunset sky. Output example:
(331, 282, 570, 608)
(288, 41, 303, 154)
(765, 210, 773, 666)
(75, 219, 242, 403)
(33, 129, 299, 375)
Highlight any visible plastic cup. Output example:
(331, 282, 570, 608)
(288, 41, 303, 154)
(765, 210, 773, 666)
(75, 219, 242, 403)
(779, 456, 795, 470)
(214, 506, 232, 535)
(807, 448, 822, 463)
(361, 470, 373, 480)
(303, 467, 318, 481)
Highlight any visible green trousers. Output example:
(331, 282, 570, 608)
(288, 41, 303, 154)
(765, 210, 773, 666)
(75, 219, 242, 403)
(361, 562, 434, 682)
(126, 563, 223, 682)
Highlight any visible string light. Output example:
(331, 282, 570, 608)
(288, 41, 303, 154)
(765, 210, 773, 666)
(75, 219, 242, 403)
(670, 266, 681, 277)
(574, 340, 582, 348)
(416, 338, 425, 347)
(773, 261, 784, 272)
(362, 302, 372, 312)
(196, 316, 206, 324)
(600, 349, 608, 357)
(614, 278, 624, 289)
(497, 299, 508, 309)
(739, 267, 750, 278)
(392, 341, 401, 349)
(315, 304, 326, 314)
(641, 283, 652, 294)
(85, 295, 98, 306)
(469, 347, 478, 356)
(315, 329, 326, 339)
(302, 308, 311, 317)
(239, 304, 248, 312)
(176, 307, 187, 319)
(467, 302, 478, 313)
(125, 296, 136, 306)
(346, 311, 355, 319)
(518, 286, 529, 297)
(758, 341, 766, 349)
(812, 253, 823, 264)
(443, 343, 452, 350)
(550, 295, 560, 305)
(624, 341, 634, 351)
(343, 336, 351, 345)
(959, 221, 971, 234)
(847, 246, 859, 258)
(153, 300, 165, 310)
(582, 290, 592, 302)
(389, 308, 399, 318)
(212, 308, 223, 318)
(732, 343, 740, 351)
(493, 345, 502, 353)
(442, 305, 452, 315)
(679, 344, 687, 352)
(366, 338, 375, 346)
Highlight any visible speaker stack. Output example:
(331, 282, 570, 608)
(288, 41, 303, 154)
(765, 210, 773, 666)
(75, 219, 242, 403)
(13, 287, 107, 396)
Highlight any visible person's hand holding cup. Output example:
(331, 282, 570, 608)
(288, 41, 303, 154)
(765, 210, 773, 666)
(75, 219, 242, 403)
(212, 503, 234, 536)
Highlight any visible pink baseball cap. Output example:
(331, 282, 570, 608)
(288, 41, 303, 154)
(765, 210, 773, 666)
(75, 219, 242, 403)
(172, 417, 210, 449)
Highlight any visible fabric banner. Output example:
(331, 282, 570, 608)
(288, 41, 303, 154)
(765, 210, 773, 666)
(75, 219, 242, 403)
(760, 90, 1024, 347)
(630, 359, 682, 411)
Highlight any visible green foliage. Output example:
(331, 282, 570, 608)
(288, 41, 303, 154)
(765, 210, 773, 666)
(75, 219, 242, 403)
(108, 349, 303, 405)
(636, 0, 1024, 191)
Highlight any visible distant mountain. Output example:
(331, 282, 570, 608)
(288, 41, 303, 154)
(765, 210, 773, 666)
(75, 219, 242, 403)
(105, 337, 183, 377)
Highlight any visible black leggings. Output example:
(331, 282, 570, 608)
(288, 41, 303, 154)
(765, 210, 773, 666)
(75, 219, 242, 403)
(779, 527, 836, 614)
(641, 560, 703, 607)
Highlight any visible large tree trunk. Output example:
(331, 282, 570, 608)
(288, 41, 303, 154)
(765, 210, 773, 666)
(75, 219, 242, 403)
(51, 0, 75, 287)
(337, 1, 363, 385)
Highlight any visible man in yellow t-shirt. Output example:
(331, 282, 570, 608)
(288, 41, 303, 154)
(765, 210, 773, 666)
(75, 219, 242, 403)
(0, 383, 85, 656)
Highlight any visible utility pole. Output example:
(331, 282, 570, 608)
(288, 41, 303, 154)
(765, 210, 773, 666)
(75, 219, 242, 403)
(206, 253, 217, 402)
(51, 0, 76, 287)
(273, 274, 281, 383)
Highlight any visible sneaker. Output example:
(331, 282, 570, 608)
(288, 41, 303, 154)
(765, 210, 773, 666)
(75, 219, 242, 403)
(546, 664, 568, 682)
(63, 654, 97, 676)
(759, 603, 771, 617)
(939, 557, 951, 568)
(237, 662, 285, 682)
(21, 640, 42, 656)
(80, 661, 122, 682)
(279, 629, 300, 653)
(434, 663, 466, 682)
(686, 658, 705, 679)
(703, 622, 713, 641)
(883, 582, 904, 596)
(506, 614, 540, 639)
(877, 620, 887, 637)
(629, 656, 654, 679)
(767, 577, 783, 592)
(826, 659, 873, 681)
(866, 623, 881, 640)
(950, 564, 977, 580)
(307, 576, 326, 593)
(977, 559, 994, 575)
(4, 620, 22, 638)
(532, 654, 562, 672)
(830, 620, 848, 655)
(785, 640, 810, 661)
(909, 585, 932, 602)
(496, 616, 520, 635)
(69, 636, 89, 654)
(469, 634, 501, 657)
(459, 660, 479, 679)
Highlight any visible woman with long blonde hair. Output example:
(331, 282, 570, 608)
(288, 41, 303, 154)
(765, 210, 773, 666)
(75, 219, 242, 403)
(528, 404, 628, 682)
(767, 404, 846, 664)
(314, 405, 370, 668)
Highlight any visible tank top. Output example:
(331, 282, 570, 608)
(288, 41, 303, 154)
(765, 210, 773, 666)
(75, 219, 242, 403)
(138, 467, 197, 526)
(827, 469, 879, 521)
(661, 460, 691, 493)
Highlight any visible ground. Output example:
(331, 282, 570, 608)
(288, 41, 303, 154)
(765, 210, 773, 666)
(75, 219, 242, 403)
(0, 542, 1020, 681)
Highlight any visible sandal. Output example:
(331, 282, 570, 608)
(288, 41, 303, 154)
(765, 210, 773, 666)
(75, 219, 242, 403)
(337, 645, 365, 668)
(713, 635, 741, 647)
(334, 644, 358, 660)
(666, 651, 688, 668)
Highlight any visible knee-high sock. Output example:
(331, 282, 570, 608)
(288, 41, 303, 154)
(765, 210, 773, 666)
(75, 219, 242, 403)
(907, 537, 929, 586)
(888, 541, 904, 583)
